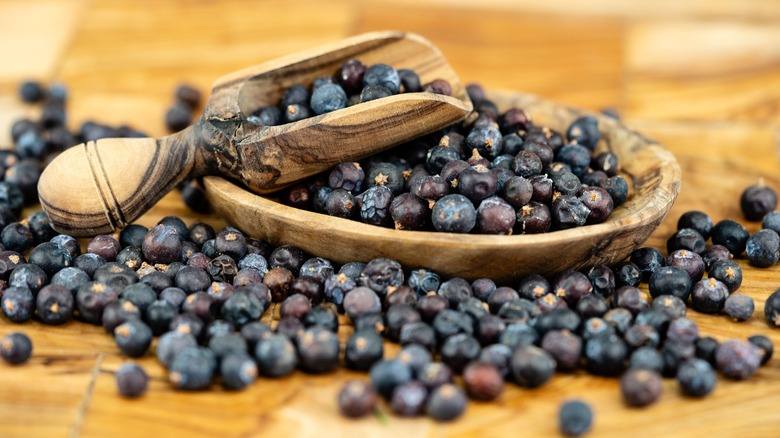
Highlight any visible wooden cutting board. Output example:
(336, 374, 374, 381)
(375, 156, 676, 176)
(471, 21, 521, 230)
(0, 1, 779, 437)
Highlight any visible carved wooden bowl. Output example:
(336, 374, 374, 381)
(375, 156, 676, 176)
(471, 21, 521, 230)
(204, 90, 681, 283)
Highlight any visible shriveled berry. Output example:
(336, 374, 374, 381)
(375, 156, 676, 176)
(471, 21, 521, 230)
(667, 228, 706, 255)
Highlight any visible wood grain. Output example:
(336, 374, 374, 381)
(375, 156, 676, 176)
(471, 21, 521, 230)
(2, 1, 780, 437)
(205, 90, 681, 283)
(625, 22, 780, 123)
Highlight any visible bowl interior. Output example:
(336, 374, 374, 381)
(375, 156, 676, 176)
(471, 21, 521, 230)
(204, 90, 681, 284)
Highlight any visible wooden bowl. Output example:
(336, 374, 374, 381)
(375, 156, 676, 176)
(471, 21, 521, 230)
(204, 90, 681, 284)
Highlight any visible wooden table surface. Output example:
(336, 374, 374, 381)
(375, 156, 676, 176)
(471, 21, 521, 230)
(1, 1, 780, 437)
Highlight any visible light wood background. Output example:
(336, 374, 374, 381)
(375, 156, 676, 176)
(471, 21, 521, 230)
(0, 1, 779, 437)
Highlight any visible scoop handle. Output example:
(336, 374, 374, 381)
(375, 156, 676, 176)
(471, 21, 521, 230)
(38, 125, 202, 236)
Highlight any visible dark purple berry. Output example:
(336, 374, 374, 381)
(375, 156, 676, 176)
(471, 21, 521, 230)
(338, 380, 377, 418)
(0, 332, 32, 365)
(741, 180, 777, 221)
(620, 369, 663, 407)
(715, 339, 762, 380)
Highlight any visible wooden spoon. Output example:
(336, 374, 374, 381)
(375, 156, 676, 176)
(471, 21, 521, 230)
(38, 31, 472, 236)
(204, 90, 682, 283)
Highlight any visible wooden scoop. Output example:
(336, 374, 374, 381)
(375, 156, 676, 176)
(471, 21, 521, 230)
(38, 31, 472, 236)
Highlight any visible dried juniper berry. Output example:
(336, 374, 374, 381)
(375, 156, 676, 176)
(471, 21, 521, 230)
(604, 307, 634, 334)
(337, 59, 367, 94)
(388, 380, 427, 417)
(558, 399, 592, 437)
(621, 369, 663, 407)
(762, 210, 780, 235)
(614, 261, 641, 288)
(599, 175, 628, 206)
(551, 195, 590, 230)
(748, 335, 773, 365)
(439, 333, 480, 374)
(457, 165, 497, 205)
(156, 330, 198, 368)
(141, 224, 180, 265)
(648, 266, 692, 300)
(765, 288, 780, 327)
(0, 332, 32, 365)
(207, 333, 247, 361)
(220, 353, 257, 391)
(86, 234, 121, 261)
(708, 259, 742, 293)
(114, 362, 148, 397)
(629, 347, 664, 373)
(94, 262, 137, 289)
(512, 150, 543, 179)
(652, 295, 687, 320)
(695, 337, 720, 366)
(417, 294, 449, 323)
(76, 282, 119, 325)
(370, 359, 413, 400)
(396, 68, 421, 93)
(72, 253, 104, 278)
(143, 299, 177, 336)
(662, 340, 696, 377)
(541, 329, 582, 372)
(102, 300, 140, 334)
(665, 317, 698, 344)
(556, 144, 591, 178)
(702, 245, 734, 270)
(746, 229, 780, 267)
(510, 345, 556, 388)
(458, 361, 503, 401)
(515, 201, 552, 234)
(473, 196, 514, 235)
(436, 277, 472, 309)
(578, 187, 613, 224)
(466, 125, 503, 159)
(668, 228, 706, 256)
(114, 319, 153, 357)
(36, 284, 73, 325)
(302, 304, 338, 332)
(582, 317, 615, 341)
(116, 246, 144, 271)
(406, 269, 440, 297)
(121, 283, 157, 315)
(426, 383, 467, 422)
(309, 83, 347, 115)
(675, 358, 716, 398)
(214, 228, 247, 261)
(367, 162, 404, 195)
(612, 286, 649, 315)
(552, 270, 592, 306)
(356, 185, 393, 227)
(567, 116, 599, 150)
(169, 346, 216, 390)
(262, 267, 293, 302)
(1, 223, 33, 254)
(584, 333, 627, 376)
(363, 64, 400, 94)
(254, 334, 297, 377)
(358, 258, 403, 297)
(724, 294, 754, 322)
(423, 78, 452, 95)
(581, 170, 608, 187)
(1, 286, 34, 322)
(741, 180, 777, 221)
(344, 329, 383, 371)
(181, 292, 215, 322)
(667, 250, 705, 282)
(239, 322, 272, 351)
(576, 294, 610, 319)
(691, 278, 729, 314)
(550, 170, 582, 197)
(711, 219, 750, 256)
(716, 339, 761, 380)
(516, 274, 549, 301)
(343, 286, 382, 322)
(338, 380, 377, 418)
(629, 248, 665, 282)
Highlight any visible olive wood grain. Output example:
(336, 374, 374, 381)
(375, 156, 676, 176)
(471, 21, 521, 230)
(205, 89, 682, 283)
(37, 31, 471, 236)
